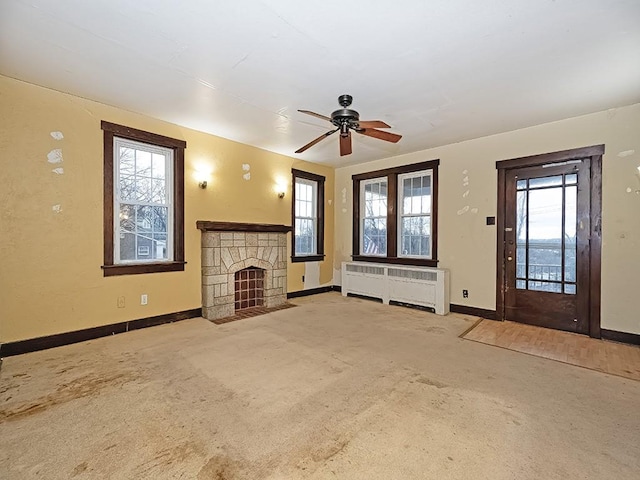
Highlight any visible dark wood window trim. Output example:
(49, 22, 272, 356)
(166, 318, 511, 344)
(101, 121, 186, 277)
(352, 159, 439, 267)
(291, 169, 326, 263)
(495, 144, 603, 338)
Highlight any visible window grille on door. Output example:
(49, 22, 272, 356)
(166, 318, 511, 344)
(515, 173, 577, 295)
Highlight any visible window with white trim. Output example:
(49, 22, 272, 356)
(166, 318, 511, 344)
(115, 138, 173, 263)
(398, 170, 432, 258)
(361, 177, 388, 256)
(352, 159, 439, 267)
(292, 169, 325, 262)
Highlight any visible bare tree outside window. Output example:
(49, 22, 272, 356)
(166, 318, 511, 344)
(115, 139, 172, 263)
(361, 179, 387, 255)
(291, 169, 325, 262)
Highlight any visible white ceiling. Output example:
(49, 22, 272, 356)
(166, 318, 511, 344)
(1, 1, 639, 166)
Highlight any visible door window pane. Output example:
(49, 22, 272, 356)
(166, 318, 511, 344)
(516, 176, 579, 295)
(516, 190, 527, 278)
(564, 185, 577, 283)
(529, 281, 562, 293)
(529, 175, 563, 189)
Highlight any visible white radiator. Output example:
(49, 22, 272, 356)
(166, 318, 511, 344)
(341, 262, 450, 315)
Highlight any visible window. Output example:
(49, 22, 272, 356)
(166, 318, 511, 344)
(398, 170, 433, 258)
(352, 160, 438, 267)
(101, 121, 186, 276)
(361, 177, 388, 256)
(291, 169, 325, 262)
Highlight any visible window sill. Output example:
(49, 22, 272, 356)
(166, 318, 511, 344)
(351, 255, 438, 268)
(101, 261, 187, 277)
(291, 254, 326, 263)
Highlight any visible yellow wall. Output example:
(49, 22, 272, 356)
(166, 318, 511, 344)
(2, 73, 637, 343)
(334, 103, 640, 335)
(0, 76, 334, 343)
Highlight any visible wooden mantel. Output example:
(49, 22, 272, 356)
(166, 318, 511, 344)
(196, 221, 292, 233)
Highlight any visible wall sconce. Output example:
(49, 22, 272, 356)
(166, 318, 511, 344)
(193, 167, 211, 190)
(275, 184, 286, 199)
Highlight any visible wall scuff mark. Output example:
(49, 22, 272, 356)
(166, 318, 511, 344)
(47, 149, 63, 164)
(52, 204, 62, 214)
(459, 169, 472, 215)
(50, 131, 64, 140)
(51, 168, 64, 175)
(457, 206, 470, 215)
(618, 150, 635, 157)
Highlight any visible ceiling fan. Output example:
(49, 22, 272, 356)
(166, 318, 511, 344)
(295, 94, 402, 156)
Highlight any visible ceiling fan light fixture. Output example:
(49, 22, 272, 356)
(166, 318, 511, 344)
(296, 94, 402, 156)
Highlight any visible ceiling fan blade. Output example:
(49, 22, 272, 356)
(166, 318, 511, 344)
(295, 128, 339, 153)
(339, 131, 352, 156)
(298, 110, 332, 123)
(357, 128, 402, 143)
(356, 120, 391, 129)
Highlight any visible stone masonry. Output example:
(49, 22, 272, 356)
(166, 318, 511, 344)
(201, 230, 288, 320)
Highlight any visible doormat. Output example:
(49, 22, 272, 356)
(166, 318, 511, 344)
(462, 320, 640, 382)
(211, 302, 297, 325)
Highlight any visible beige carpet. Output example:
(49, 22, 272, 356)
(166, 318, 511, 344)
(462, 319, 640, 382)
(1, 292, 639, 479)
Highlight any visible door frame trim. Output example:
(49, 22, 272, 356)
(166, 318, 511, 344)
(495, 145, 604, 338)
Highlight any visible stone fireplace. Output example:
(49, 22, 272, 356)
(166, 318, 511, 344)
(197, 221, 292, 321)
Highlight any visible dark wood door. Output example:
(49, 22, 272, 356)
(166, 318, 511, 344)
(503, 160, 591, 334)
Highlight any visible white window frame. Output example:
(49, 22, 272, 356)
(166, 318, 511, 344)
(360, 176, 388, 257)
(113, 137, 174, 264)
(294, 177, 318, 256)
(397, 169, 433, 259)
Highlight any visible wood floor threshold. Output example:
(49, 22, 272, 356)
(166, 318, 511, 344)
(462, 320, 640, 382)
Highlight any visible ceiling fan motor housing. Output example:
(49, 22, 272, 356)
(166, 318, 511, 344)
(333, 94, 359, 135)
(331, 108, 360, 134)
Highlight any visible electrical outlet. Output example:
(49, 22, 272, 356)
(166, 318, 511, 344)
(117, 296, 125, 308)
(141, 294, 148, 305)
(463, 289, 469, 298)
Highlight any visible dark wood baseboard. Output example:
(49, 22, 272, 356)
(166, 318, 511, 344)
(331, 285, 342, 293)
(601, 329, 640, 346)
(450, 304, 497, 320)
(287, 286, 334, 299)
(0, 308, 202, 357)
